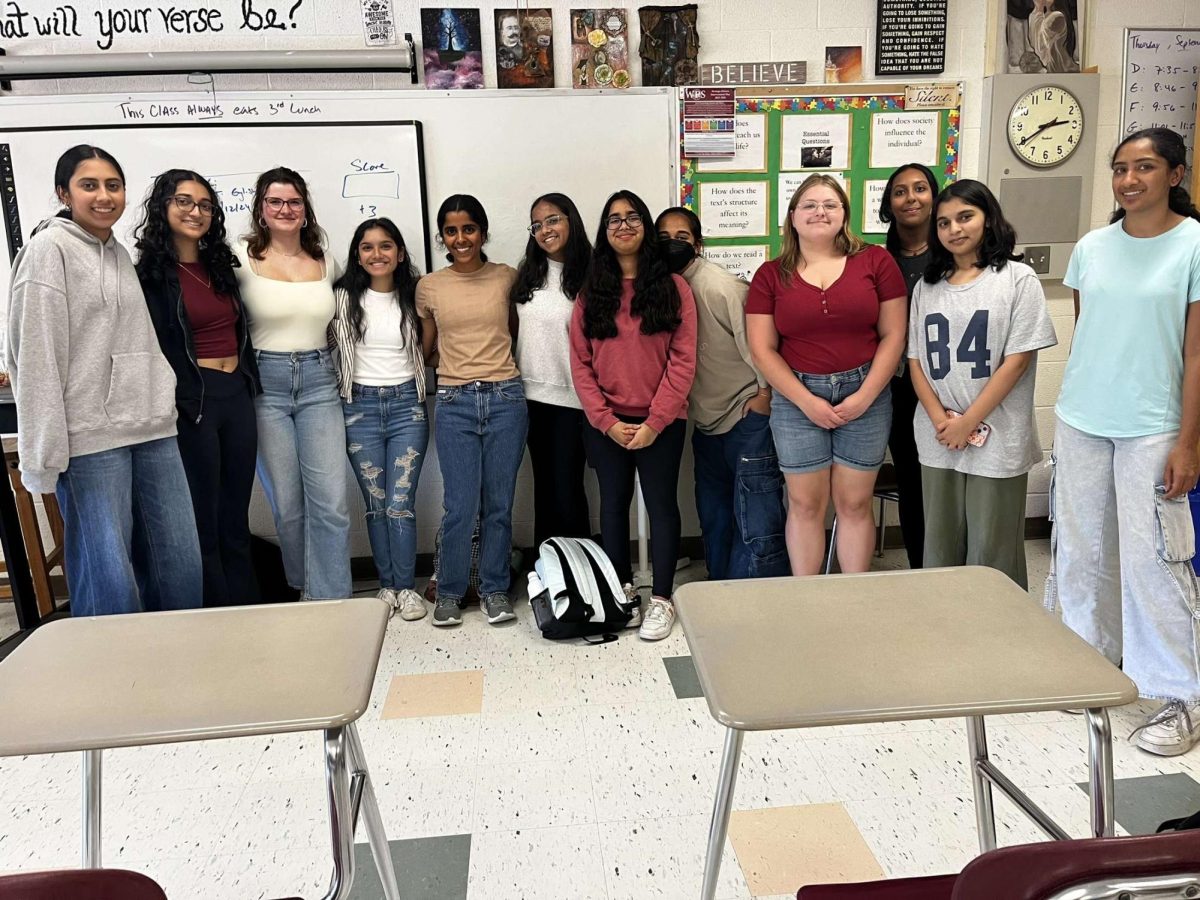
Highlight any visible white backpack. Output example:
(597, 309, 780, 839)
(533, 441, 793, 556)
(529, 537, 639, 642)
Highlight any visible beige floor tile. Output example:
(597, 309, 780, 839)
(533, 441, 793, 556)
(729, 803, 884, 896)
(379, 670, 484, 719)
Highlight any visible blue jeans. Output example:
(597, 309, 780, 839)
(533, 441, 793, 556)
(692, 412, 789, 580)
(255, 350, 352, 600)
(344, 382, 429, 592)
(434, 378, 528, 600)
(55, 437, 203, 616)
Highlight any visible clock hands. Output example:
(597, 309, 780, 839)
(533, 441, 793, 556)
(1019, 117, 1070, 147)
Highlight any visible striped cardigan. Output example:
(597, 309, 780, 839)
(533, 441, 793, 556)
(330, 287, 428, 402)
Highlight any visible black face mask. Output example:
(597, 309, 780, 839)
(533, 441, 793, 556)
(661, 238, 696, 273)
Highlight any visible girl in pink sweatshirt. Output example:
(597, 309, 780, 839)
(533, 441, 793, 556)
(570, 189, 697, 641)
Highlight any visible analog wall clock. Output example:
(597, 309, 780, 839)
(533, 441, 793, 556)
(1007, 84, 1084, 169)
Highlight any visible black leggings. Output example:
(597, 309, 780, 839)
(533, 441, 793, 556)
(888, 371, 925, 569)
(175, 368, 261, 607)
(526, 399, 591, 548)
(582, 416, 686, 598)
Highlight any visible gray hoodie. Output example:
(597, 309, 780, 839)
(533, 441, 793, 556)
(6, 217, 178, 494)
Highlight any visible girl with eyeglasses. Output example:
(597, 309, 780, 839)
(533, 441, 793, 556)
(511, 193, 594, 549)
(746, 175, 908, 576)
(134, 169, 262, 607)
(235, 167, 351, 601)
(570, 190, 697, 640)
(6, 145, 202, 615)
(418, 194, 527, 627)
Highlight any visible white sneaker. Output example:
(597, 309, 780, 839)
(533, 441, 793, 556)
(623, 583, 642, 629)
(377, 587, 398, 618)
(638, 597, 675, 641)
(395, 588, 427, 621)
(1131, 700, 1200, 756)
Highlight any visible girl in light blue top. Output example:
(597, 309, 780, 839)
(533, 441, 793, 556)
(1048, 127, 1200, 757)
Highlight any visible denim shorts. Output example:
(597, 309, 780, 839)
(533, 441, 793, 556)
(769, 362, 892, 474)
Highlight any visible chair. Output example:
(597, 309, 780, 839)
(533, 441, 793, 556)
(796, 828, 1200, 899)
(0, 438, 67, 617)
(0, 868, 167, 900)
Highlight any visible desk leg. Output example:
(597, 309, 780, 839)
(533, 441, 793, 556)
(346, 724, 400, 900)
(321, 727, 355, 900)
(701, 727, 743, 900)
(1085, 708, 1115, 838)
(966, 716, 997, 853)
(82, 749, 102, 868)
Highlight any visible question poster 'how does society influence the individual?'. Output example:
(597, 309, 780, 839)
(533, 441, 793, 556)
(0, 0, 319, 52)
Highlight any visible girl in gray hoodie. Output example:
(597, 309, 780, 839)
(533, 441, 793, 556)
(6, 144, 202, 616)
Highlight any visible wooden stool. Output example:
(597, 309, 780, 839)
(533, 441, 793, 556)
(0, 437, 66, 617)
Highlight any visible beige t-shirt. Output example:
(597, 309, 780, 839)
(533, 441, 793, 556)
(416, 262, 519, 385)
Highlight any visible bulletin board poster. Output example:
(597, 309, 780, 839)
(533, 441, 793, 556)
(679, 87, 961, 267)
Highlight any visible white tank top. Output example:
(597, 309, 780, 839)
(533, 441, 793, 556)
(235, 242, 337, 351)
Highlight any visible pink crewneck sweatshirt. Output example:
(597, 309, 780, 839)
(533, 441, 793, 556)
(569, 274, 697, 435)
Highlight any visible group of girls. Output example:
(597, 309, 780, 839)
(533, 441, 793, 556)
(756, 126, 1198, 757)
(7, 126, 1200, 751)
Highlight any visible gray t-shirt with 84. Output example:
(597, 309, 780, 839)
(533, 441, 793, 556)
(906, 261, 1057, 478)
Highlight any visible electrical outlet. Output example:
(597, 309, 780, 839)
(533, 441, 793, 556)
(1025, 245, 1051, 275)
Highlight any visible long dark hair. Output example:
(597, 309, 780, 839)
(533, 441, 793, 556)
(924, 179, 1021, 284)
(511, 193, 591, 304)
(436, 193, 489, 264)
(1109, 127, 1200, 224)
(333, 217, 420, 344)
(134, 169, 239, 297)
(53, 144, 125, 221)
(580, 189, 680, 339)
(244, 166, 325, 261)
(879, 163, 939, 255)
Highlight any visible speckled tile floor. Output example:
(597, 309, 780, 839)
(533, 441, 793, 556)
(3, 540, 1199, 899)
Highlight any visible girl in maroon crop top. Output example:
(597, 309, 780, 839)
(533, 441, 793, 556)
(135, 169, 261, 608)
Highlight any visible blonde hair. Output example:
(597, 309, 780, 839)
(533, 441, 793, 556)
(777, 174, 865, 283)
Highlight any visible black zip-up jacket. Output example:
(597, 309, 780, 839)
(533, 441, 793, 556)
(138, 265, 262, 424)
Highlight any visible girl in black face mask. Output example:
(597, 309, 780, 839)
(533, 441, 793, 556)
(654, 207, 787, 580)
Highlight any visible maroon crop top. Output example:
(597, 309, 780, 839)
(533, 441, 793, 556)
(177, 262, 239, 358)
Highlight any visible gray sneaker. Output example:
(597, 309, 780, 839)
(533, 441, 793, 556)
(432, 595, 463, 627)
(481, 592, 516, 624)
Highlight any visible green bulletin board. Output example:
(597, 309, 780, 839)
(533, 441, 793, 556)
(680, 84, 962, 280)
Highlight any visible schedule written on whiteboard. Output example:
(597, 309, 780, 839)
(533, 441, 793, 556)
(1122, 29, 1200, 158)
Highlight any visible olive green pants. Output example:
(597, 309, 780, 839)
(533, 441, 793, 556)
(921, 466, 1029, 590)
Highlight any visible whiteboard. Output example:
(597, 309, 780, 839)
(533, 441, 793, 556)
(0, 89, 678, 301)
(1120, 28, 1200, 164)
(0, 120, 428, 297)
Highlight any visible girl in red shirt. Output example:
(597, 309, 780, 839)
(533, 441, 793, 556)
(570, 190, 697, 641)
(747, 175, 908, 575)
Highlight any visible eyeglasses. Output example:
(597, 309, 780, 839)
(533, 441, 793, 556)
(605, 212, 643, 230)
(264, 197, 305, 212)
(796, 201, 843, 214)
(169, 195, 216, 216)
(529, 214, 566, 236)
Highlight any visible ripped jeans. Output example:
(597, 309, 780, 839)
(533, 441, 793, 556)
(1046, 417, 1200, 703)
(344, 381, 429, 592)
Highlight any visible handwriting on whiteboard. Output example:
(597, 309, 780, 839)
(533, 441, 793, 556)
(117, 100, 323, 122)
(1123, 29, 1200, 162)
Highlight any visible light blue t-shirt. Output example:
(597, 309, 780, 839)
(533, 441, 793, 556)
(1057, 217, 1200, 437)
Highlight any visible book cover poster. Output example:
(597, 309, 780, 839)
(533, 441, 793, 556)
(495, 9, 555, 88)
(421, 7, 484, 89)
(638, 4, 699, 86)
(570, 9, 632, 89)
(1005, 0, 1081, 74)
(824, 46, 863, 83)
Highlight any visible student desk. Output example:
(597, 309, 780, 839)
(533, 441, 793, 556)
(0, 599, 399, 900)
(674, 566, 1139, 900)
